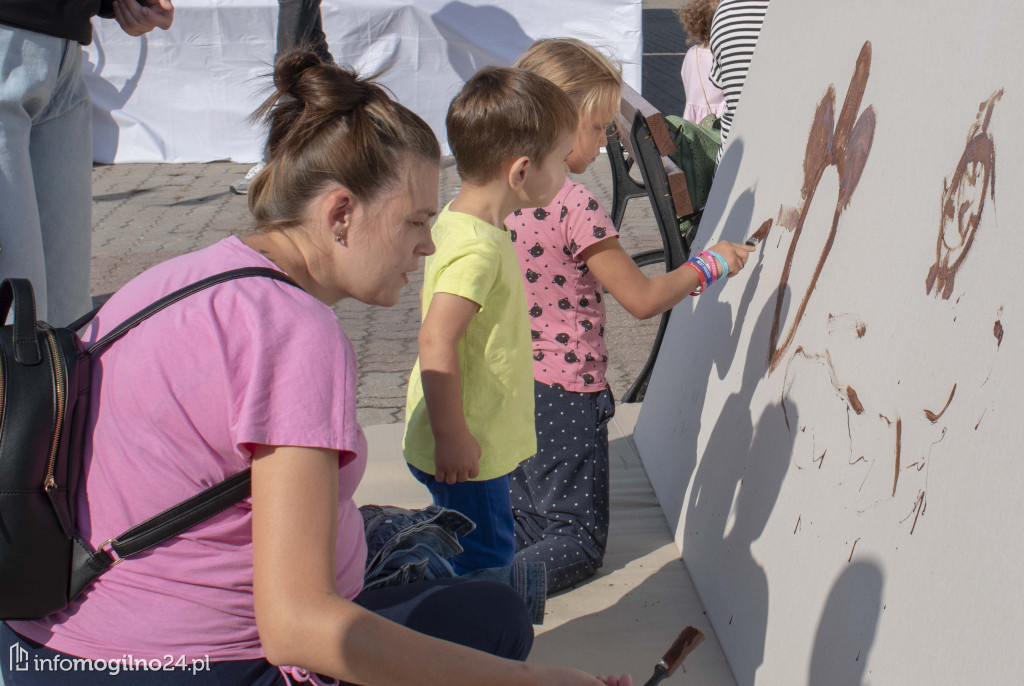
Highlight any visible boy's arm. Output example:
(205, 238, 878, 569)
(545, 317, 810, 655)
(417, 292, 481, 484)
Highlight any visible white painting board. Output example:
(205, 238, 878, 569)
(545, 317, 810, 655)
(82, 0, 641, 163)
(633, 1, 1024, 683)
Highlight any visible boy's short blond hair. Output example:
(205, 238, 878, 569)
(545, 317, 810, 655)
(446, 66, 578, 184)
(514, 38, 623, 125)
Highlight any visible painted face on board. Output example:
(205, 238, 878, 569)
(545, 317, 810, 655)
(566, 102, 617, 174)
(522, 129, 576, 208)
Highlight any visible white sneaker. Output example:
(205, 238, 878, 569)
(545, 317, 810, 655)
(230, 161, 266, 195)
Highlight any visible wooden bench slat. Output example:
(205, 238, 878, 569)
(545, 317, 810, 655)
(621, 83, 676, 156)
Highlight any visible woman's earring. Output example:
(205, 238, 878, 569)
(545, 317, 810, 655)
(335, 235, 342, 243)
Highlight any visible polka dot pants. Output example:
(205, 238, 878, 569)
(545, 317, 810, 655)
(510, 380, 615, 594)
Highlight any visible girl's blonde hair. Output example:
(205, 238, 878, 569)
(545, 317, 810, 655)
(514, 38, 623, 124)
(676, 0, 720, 46)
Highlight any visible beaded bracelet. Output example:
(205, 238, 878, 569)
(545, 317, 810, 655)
(706, 250, 728, 279)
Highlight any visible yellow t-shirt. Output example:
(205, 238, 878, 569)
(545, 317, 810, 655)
(403, 206, 537, 480)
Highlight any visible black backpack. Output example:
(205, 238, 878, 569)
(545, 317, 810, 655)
(0, 267, 300, 620)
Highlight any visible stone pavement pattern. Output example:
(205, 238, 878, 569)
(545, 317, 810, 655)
(89, 155, 666, 425)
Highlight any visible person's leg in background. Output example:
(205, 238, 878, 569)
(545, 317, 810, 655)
(32, 41, 93, 326)
(232, 0, 334, 195)
(511, 382, 615, 593)
(276, 0, 333, 64)
(0, 28, 93, 325)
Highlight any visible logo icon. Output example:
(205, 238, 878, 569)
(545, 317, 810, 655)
(9, 641, 29, 671)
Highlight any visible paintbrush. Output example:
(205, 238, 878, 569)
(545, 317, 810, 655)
(744, 218, 773, 247)
(641, 626, 705, 686)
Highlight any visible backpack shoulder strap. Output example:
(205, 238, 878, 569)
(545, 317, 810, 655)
(87, 267, 300, 355)
(71, 469, 252, 599)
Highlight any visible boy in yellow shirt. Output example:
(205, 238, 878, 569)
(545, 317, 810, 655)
(403, 67, 578, 573)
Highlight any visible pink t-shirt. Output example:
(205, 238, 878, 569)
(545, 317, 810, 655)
(10, 236, 367, 662)
(507, 179, 619, 392)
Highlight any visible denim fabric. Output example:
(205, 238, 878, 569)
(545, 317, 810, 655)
(0, 25, 93, 325)
(407, 466, 516, 574)
(512, 381, 615, 593)
(360, 504, 547, 624)
(464, 562, 546, 625)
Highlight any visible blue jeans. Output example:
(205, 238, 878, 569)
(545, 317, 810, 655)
(511, 381, 615, 593)
(0, 578, 533, 684)
(408, 465, 516, 574)
(0, 25, 94, 326)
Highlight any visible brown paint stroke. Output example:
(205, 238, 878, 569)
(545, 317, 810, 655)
(848, 537, 860, 562)
(892, 417, 902, 497)
(846, 386, 864, 414)
(751, 218, 773, 243)
(905, 489, 929, 536)
(923, 383, 957, 423)
(813, 450, 826, 469)
(994, 320, 1004, 348)
(781, 347, 863, 428)
(925, 89, 1003, 299)
(769, 42, 876, 372)
(856, 323, 866, 338)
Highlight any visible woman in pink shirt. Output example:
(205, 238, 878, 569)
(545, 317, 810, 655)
(1, 50, 631, 686)
(678, 0, 726, 123)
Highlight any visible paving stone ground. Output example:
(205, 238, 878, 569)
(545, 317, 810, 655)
(89, 154, 666, 426)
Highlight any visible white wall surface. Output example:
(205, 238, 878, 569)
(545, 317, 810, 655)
(82, 0, 642, 163)
(634, 1, 1024, 683)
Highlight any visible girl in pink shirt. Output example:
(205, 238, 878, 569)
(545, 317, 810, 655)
(677, 0, 726, 123)
(508, 38, 754, 593)
(2, 50, 631, 686)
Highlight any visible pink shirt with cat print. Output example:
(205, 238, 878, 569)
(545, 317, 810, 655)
(508, 179, 619, 392)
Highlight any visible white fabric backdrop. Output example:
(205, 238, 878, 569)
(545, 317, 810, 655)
(83, 0, 642, 163)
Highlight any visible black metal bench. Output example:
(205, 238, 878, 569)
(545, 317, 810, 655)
(606, 83, 701, 402)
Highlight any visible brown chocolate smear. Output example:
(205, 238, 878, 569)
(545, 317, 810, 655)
(846, 386, 864, 414)
(925, 89, 1002, 299)
(769, 42, 875, 372)
(892, 418, 902, 497)
(923, 384, 957, 423)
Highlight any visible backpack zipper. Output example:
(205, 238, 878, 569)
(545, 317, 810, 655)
(43, 329, 66, 491)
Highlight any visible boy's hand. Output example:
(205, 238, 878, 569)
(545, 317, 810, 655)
(708, 240, 755, 276)
(434, 429, 481, 484)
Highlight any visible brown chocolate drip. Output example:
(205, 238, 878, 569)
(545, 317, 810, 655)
(892, 417, 902, 497)
(925, 89, 1003, 299)
(846, 386, 864, 414)
(994, 320, 1004, 348)
(769, 42, 875, 372)
(923, 384, 957, 423)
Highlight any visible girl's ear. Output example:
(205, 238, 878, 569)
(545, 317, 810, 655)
(507, 156, 531, 192)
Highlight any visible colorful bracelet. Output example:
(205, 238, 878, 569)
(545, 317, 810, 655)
(706, 250, 728, 279)
(690, 253, 714, 286)
(683, 261, 707, 295)
(699, 251, 720, 281)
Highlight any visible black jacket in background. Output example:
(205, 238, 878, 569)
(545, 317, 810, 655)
(0, 0, 116, 45)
